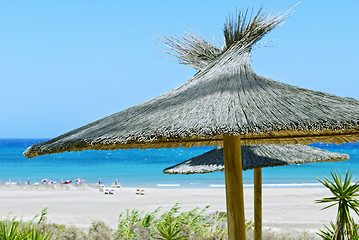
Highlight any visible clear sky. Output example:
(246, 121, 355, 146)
(1, 0, 358, 138)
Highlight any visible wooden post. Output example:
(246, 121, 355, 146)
(254, 168, 262, 240)
(223, 135, 246, 240)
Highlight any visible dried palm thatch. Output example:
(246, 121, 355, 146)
(159, 7, 290, 70)
(163, 145, 349, 174)
(223, 7, 289, 51)
(159, 32, 222, 71)
(23, 7, 359, 159)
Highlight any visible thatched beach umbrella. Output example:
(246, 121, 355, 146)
(163, 144, 350, 239)
(163, 145, 350, 174)
(24, 7, 359, 240)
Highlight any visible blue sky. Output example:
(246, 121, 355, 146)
(1, 0, 358, 138)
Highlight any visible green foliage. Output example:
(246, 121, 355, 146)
(116, 209, 141, 239)
(140, 207, 160, 228)
(153, 203, 186, 240)
(317, 221, 337, 240)
(37, 208, 48, 225)
(0, 220, 29, 240)
(1, 205, 322, 239)
(353, 222, 359, 240)
(28, 225, 53, 240)
(316, 170, 359, 240)
(154, 220, 185, 240)
(179, 207, 227, 239)
(116, 207, 160, 239)
(318, 220, 359, 240)
(245, 218, 254, 230)
(0, 210, 53, 240)
(152, 203, 229, 240)
(113, 203, 228, 240)
(179, 205, 210, 233)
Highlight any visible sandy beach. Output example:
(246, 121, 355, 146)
(0, 185, 338, 235)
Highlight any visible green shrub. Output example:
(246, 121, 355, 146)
(0, 208, 53, 240)
(153, 203, 184, 240)
(28, 225, 53, 240)
(316, 170, 359, 240)
(0, 220, 29, 240)
(88, 221, 113, 240)
(115, 207, 160, 239)
(1, 204, 321, 239)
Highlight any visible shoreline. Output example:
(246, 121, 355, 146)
(0, 181, 326, 189)
(0, 186, 338, 234)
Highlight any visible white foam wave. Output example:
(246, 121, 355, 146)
(157, 184, 180, 187)
(243, 183, 322, 188)
(263, 183, 322, 187)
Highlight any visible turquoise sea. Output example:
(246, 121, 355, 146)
(0, 139, 358, 188)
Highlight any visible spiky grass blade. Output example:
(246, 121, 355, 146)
(317, 170, 359, 239)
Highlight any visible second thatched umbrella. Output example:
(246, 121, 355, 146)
(163, 144, 349, 174)
(24, 7, 359, 240)
(163, 144, 350, 239)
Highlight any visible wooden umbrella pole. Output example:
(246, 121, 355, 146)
(223, 135, 246, 240)
(254, 168, 262, 240)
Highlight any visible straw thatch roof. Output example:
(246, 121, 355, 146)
(163, 145, 350, 174)
(24, 8, 359, 158)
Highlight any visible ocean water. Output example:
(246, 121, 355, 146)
(0, 139, 358, 188)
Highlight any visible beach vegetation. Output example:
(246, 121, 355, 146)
(316, 170, 359, 240)
(115, 207, 160, 239)
(153, 219, 185, 240)
(112, 203, 229, 240)
(0, 219, 29, 240)
(246, 228, 316, 240)
(1, 207, 323, 240)
(151, 203, 228, 239)
(35, 208, 48, 225)
(28, 226, 53, 240)
(0, 208, 53, 240)
(153, 203, 187, 240)
(48, 225, 87, 240)
(88, 221, 114, 240)
(1, 205, 321, 239)
(116, 209, 141, 239)
(0, 219, 53, 240)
